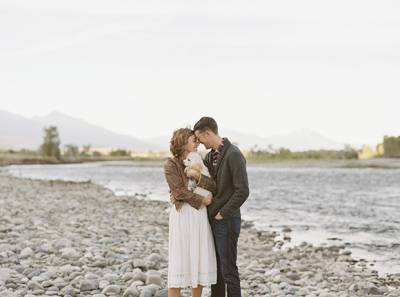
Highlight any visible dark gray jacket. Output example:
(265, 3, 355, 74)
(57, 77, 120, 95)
(204, 138, 249, 220)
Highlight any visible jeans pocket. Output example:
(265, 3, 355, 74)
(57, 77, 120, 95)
(213, 218, 227, 235)
(214, 218, 226, 227)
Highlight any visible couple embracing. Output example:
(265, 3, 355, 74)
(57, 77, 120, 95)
(164, 117, 250, 297)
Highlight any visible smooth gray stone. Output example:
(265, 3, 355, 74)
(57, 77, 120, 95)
(123, 286, 140, 297)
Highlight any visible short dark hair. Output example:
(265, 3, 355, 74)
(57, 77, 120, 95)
(193, 117, 218, 135)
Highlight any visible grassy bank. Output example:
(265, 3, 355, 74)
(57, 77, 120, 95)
(2, 150, 399, 169)
(247, 157, 400, 169)
(246, 147, 358, 162)
(0, 150, 165, 166)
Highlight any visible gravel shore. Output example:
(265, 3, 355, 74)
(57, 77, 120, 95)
(1, 175, 399, 297)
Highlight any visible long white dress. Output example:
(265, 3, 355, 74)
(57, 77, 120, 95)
(168, 202, 217, 288)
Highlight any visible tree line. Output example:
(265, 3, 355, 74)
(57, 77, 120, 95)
(7, 126, 400, 162)
(39, 126, 131, 161)
(383, 136, 400, 158)
(246, 144, 359, 161)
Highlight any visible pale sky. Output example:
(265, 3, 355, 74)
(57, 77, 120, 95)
(1, 0, 399, 145)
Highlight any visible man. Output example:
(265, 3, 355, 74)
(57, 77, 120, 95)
(192, 116, 250, 297)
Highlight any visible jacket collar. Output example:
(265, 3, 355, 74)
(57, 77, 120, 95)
(211, 137, 228, 154)
(212, 137, 231, 178)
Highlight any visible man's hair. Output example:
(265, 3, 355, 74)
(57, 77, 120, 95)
(193, 117, 218, 135)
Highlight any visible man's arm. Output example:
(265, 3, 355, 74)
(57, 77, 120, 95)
(218, 150, 249, 218)
(164, 160, 204, 210)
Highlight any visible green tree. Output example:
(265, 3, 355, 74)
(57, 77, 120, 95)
(109, 149, 130, 157)
(64, 144, 80, 160)
(80, 144, 92, 157)
(40, 126, 61, 160)
(383, 136, 400, 158)
(92, 151, 103, 157)
(342, 144, 358, 159)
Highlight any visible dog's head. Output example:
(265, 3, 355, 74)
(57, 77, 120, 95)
(183, 152, 203, 168)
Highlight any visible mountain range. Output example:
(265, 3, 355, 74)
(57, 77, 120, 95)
(0, 110, 348, 151)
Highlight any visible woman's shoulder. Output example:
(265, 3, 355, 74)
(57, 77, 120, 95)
(164, 156, 179, 170)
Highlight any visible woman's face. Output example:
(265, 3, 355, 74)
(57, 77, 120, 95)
(184, 135, 199, 153)
(194, 130, 211, 149)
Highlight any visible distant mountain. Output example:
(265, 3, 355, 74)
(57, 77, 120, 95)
(221, 128, 345, 151)
(0, 110, 42, 149)
(219, 128, 270, 150)
(0, 110, 160, 151)
(262, 129, 345, 151)
(142, 129, 268, 151)
(31, 111, 159, 150)
(143, 135, 171, 151)
(0, 109, 348, 151)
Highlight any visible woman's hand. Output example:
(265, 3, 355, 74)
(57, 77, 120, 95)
(170, 194, 183, 211)
(202, 192, 213, 206)
(170, 194, 177, 203)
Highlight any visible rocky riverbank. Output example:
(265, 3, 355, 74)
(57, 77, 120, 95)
(0, 175, 399, 297)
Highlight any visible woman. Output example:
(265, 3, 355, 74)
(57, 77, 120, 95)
(164, 128, 217, 297)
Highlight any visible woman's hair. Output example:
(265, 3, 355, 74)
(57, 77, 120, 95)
(169, 128, 194, 158)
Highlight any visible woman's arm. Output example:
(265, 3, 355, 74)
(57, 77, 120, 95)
(164, 159, 204, 210)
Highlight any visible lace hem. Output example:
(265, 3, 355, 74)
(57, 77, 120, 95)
(168, 271, 217, 288)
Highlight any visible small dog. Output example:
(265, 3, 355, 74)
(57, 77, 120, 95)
(183, 152, 211, 198)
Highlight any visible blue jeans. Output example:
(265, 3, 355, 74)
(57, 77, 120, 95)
(210, 217, 241, 297)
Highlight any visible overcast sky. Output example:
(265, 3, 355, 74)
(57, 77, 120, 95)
(1, 0, 399, 145)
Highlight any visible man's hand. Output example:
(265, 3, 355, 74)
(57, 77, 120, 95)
(202, 192, 213, 206)
(215, 212, 223, 220)
(185, 167, 201, 181)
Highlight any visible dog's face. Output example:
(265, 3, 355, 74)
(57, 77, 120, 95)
(183, 152, 202, 167)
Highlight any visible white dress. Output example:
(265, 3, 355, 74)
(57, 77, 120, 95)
(168, 202, 218, 288)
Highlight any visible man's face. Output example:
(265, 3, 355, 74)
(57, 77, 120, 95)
(194, 130, 211, 149)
